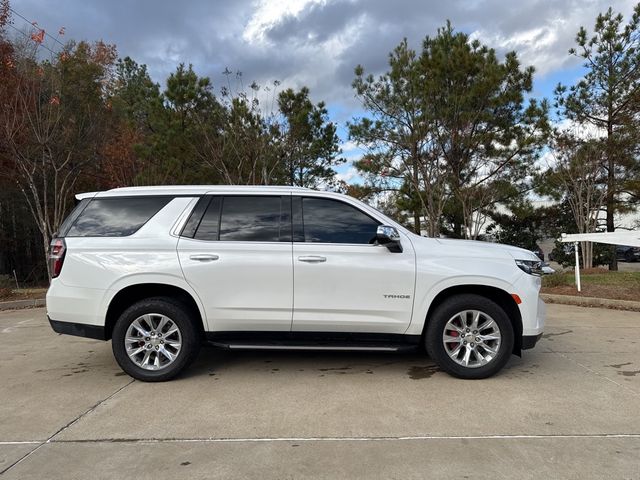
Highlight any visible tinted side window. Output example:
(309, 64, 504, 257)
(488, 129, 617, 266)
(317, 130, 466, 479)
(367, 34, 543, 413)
(193, 197, 222, 241)
(301, 197, 379, 244)
(219, 196, 282, 242)
(58, 198, 91, 236)
(181, 196, 211, 238)
(66, 197, 171, 237)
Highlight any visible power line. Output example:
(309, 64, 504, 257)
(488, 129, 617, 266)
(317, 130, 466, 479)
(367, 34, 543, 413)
(8, 7, 66, 48)
(6, 22, 59, 57)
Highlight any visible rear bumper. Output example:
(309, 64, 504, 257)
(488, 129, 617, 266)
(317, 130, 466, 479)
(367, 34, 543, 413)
(49, 316, 107, 340)
(522, 333, 542, 350)
(46, 281, 105, 327)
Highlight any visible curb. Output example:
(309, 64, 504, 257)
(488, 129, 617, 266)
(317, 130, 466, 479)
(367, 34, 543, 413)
(541, 293, 640, 312)
(0, 298, 46, 311)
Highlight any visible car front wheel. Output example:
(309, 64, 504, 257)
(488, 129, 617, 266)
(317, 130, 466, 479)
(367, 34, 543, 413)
(112, 297, 201, 382)
(425, 294, 514, 379)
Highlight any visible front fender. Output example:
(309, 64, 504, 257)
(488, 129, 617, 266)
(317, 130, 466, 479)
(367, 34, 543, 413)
(406, 258, 522, 335)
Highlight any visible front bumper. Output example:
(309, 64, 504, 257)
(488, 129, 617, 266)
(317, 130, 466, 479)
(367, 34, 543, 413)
(49, 316, 107, 340)
(512, 271, 546, 337)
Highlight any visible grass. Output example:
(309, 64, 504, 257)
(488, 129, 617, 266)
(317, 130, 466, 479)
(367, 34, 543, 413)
(542, 269, 640, 301)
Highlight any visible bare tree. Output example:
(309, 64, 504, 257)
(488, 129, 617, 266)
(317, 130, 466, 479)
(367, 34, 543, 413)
(548, 133, 607, 268)
(1, 40, 115, 277)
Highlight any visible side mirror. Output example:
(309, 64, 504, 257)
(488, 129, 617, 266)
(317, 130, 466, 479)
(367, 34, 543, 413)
(376, 225, 403, 253)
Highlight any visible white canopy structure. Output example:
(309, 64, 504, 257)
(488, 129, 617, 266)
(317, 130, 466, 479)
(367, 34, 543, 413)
(560, 231, 640, 247)
(559, 230, 640, 292)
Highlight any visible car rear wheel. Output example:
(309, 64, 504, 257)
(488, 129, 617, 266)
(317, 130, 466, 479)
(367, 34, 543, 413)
(112, 297, 201, 382)
(425, 294, 514, 379)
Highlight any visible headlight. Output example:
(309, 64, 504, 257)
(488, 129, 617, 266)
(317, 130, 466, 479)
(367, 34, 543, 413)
(515, 259, 544, 276)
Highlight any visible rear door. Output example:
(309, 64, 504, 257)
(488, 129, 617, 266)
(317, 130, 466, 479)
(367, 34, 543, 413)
(177, 194, 293, 332)
(291, 196, 416, 334)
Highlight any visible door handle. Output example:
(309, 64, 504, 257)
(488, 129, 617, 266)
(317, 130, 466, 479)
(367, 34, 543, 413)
(189, 254, 219, 262)
(298, 255, 326, 263)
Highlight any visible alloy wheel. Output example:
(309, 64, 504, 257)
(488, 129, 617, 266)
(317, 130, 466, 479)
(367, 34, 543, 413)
(124, 313, 182, 371)
(442, 310, 502, 368)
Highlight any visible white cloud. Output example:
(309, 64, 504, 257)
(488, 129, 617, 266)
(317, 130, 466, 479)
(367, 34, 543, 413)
(339, 139, 363, 156)
(334, 166, 360, 183)
(243, 0, 327, 44)
(555, 118, 606, 140)
(14, 0, 640, 110)
(470, 1, 637, 77)
(470, 20, 570, 76)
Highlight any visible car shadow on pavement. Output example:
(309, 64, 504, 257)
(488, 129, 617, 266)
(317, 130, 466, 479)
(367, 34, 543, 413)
(178, 344, 539, 382)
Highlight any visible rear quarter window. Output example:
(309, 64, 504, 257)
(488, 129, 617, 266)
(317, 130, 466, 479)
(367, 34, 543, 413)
(57, 198, 91, 236)
(65, 197, 172, 237)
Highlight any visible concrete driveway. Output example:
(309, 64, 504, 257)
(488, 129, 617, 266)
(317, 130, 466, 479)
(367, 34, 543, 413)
(0, 304, 639, 479)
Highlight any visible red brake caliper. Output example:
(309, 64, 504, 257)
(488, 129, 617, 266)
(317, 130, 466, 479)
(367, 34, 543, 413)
(447, 330, 459, 350)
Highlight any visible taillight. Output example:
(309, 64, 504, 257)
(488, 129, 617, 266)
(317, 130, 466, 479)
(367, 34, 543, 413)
(49, 238, 66, 278)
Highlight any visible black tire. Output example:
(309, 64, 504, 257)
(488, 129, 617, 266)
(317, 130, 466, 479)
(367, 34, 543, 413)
(425, 294, 514, 379)
(625, 251, 635, 262)
(112, 297, 201, 382)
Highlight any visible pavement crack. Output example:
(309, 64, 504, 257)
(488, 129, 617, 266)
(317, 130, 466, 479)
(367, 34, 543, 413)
(0, 379, 134, 475)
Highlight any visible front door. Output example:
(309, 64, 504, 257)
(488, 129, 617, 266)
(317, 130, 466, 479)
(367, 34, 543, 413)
(177, 194, 293, 332)
(291, 196, 415, 334)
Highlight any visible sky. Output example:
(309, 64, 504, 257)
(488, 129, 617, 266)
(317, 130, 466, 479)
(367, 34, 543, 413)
(9, 0, 639, 182)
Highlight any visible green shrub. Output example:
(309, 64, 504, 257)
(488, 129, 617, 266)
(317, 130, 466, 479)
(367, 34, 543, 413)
(542, 273, 573, 288)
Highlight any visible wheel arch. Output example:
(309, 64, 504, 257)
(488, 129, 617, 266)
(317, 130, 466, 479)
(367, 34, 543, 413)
(422, 284, 523, 356)
(104, 283, 206, 340)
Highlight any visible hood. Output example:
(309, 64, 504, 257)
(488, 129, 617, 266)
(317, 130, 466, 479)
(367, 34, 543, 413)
(423, 237, 539, 261)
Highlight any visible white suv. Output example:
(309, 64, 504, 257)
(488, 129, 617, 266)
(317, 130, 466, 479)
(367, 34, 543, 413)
(47, 186, 545, 381)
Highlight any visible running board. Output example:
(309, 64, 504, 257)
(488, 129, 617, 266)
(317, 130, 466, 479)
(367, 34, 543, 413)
(204, 331, 421, 353)
(209, 342, 405, 352)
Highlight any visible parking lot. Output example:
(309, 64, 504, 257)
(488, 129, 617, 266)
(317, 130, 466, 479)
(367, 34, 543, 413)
(1, 304, 639, 479)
